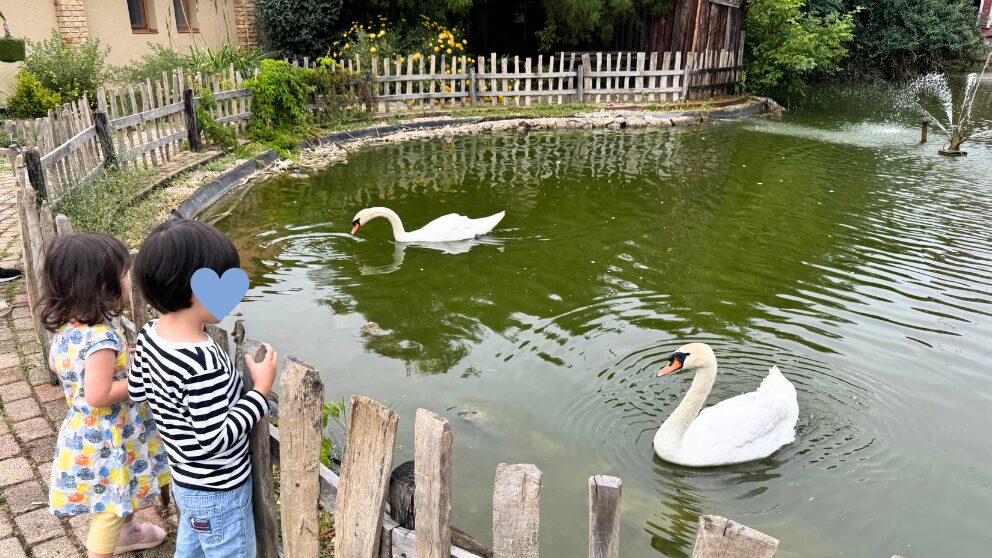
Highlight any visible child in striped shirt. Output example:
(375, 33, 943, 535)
(128, 219, 277, 558)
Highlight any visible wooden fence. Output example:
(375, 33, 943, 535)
(6, 49, 740, 208)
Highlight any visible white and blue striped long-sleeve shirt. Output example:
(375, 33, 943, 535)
(128, 320, 266, 490)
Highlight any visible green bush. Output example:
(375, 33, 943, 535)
(0, 37, 26, 63)
(112, 43, 268, 85)
(6, 69, 62, 118)
(244, 60, 315, 149)
(24, 30, 108, 103)
(744, 0, 855, 95)
(848, 0, 980, 77)
(255, 0, 344, 57)
(194, 86, 237, 149)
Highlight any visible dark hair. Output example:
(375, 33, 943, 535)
(41, 233, 130, 331)
(134, 219, 240, 313)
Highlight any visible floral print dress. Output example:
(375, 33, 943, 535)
(48, 322, 170, 517)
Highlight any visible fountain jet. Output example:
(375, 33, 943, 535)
(910, 52, 992, 156)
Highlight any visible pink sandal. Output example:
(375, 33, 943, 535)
(114, 522, 167, 555)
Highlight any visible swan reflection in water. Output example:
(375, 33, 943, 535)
(355, 236, 506, 275)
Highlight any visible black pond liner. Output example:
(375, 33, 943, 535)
(174, 103, 770, 220)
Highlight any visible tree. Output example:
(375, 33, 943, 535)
(255, 0, 344, 57)
(537, 0, 672, 51)
(744, 0, 855, 95)
(848, 0, 979, 76)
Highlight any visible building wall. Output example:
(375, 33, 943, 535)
(0, 0, 252, 97)
(0, 1, 61, 97)
(86, 0, 240, 68)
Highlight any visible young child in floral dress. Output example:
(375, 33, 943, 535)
(41, 233, 171, 558)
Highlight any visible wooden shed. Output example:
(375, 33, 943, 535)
(613, 0, 747, 56)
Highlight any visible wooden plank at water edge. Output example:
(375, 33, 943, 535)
(493, 464, 542, 558)
(336, 396, 400, 558)
(588, 476, 621, 558)
(280, 357, 324, 558)
(415, 410, 453, 558)
(691, 515, 779, 558)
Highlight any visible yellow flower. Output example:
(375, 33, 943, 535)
(434, 46, 440, 53)
(344, 44, 350, 49)
(378, 30, 385, 37)
(369, 33, 376, 39)
(51, 489, 66, 509)
(412, 52, 421, 60)
(57, 449, 73, 470)
(463, 39, 468, 44)
(446, 49, 453, 55)
(370, 47, 377, 53)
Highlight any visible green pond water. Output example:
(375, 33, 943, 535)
(210, 85, 992, 557)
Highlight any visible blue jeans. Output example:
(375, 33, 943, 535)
(173, 476, 256, 558)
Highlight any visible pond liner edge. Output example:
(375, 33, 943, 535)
(173, 100, 771, 221)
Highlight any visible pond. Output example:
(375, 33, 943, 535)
(211, 86, 992, 558)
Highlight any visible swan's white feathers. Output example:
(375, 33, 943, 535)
(679, 392, 795, 466)
(408, 212, 504, 242)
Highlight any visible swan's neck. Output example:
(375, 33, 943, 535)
(369, 208, 408, 241)
(656, 361, 717, 449)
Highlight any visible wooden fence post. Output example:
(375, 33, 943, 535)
(93, 111, 117, 168)
(415, 409, 453, 558)
(389, 461, 416, 529)
(280, 356, 323, 558)
(588, 476, 621, 558)
(54, 214, 74, 237)
(469, 67, 477, 105)
(691, 515, 779, 558)
(234, 322, 280, 558)
(127, 251, 150, 340)
(681, 52, 693, 101)
(576, 64, 585, 103)
(24, 148, 47, 201)
(335, 395, 399, 558)
(184, 89, 202, 152)
(493, 463, 541, 558)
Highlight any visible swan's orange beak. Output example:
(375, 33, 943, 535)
(658, 361, 682, 377)
(351, 222, 361, 234)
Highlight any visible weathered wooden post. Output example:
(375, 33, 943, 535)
(184, 89, 202, 152)
(335, 395, 399, 558)
(682, 52, 694, 101)
(576, 63, 585, 103)
(415, 409, 453, 558)
(127, 251, 150, 342)
(920, 114, 929, 144)
(691, 515, 779, 558)
(280, 357, 323, 558)
(54, 214, 74, 237)
(469, 67, 477, 106)
(493, 463, 541, 558)
(93, 111, 117, 168)
(24, 148, 47, 201)
(389, 461, 416, 529)
(588, 475, 621, 558)
(234, 323, 279, 558)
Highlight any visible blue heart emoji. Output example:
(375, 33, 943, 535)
(191, 268, 249, 321)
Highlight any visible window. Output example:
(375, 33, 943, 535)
(127, 0, 156, 32)
(174, 0, 198, 32)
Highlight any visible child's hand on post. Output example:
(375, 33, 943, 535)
(245, 342, 278, 397)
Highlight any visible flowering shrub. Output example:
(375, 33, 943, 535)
(327, 14, 469, 68)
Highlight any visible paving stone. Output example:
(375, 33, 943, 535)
(67, 515, 89, 546)
(5, 397, 41, 421)
(0, 420, 8, 435)
(26, 436, 56, 464)
(0, 433, 19, 460)
(0, 509, 11, 538)
(10, 307, 29, 320)
(14, 418, 52, 443)
(33, 385, 63, 404)
(15, 508, 64, 545)
(2, 480, 46, 513)
(13, 317, 32, 332)
(28, 537, 80, 558)
(0, 353, 19, 370)
(0, 366, 21, 385)
(0, 538, 28, 558)
(27, 367, 53, 388)
(0, 456, 32, 487)
(37, 462, 52, 489)
(1, 381, 32, 403)
(43, 402, 66, 424)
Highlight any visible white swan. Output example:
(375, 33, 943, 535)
(653, 343, 799, 467)
(350, 207, 505, 242)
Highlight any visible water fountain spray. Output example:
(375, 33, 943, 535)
(910, 51, 992, 156)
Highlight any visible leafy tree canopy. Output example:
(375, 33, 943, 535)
(744, 0, 855, 95)
(256, 0, 344, 57)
